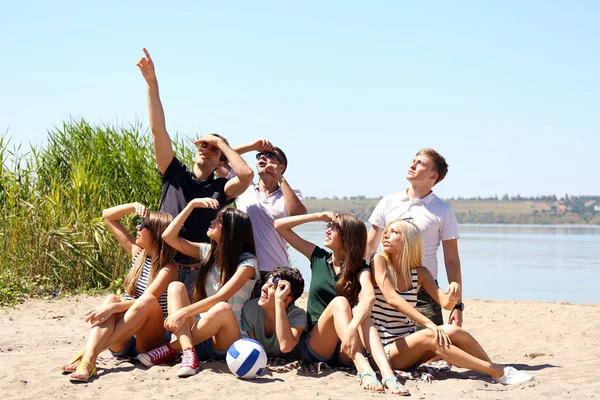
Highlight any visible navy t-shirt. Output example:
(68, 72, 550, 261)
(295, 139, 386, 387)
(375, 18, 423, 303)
(159, 157, 230, 263)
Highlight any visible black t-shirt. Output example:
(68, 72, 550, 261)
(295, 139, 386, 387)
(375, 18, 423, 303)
(159, 157, 231, 263)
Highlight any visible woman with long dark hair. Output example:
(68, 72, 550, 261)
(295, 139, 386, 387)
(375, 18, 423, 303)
(137, 198, 259, 377)
(63, 203, 178, 382)
(275, 212, 408, 395)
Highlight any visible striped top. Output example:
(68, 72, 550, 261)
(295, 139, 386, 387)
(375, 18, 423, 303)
(125, 252, 169, 319)
(371, 269, 419, 347)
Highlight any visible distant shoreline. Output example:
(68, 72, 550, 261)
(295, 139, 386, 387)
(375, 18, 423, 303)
(304, 198, 600, 225)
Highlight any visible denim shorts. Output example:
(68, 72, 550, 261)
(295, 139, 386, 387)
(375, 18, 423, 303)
(297, 329, 354, 367)
(194, 338, 227, 361)
(110, 330, 172, 359)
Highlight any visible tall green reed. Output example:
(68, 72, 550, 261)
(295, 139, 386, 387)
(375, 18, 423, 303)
(0, 119, 194, 305)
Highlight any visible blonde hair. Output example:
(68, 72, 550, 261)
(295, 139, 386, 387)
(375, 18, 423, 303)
(381, 219, 424, 291)
(124, 211, 177, 297)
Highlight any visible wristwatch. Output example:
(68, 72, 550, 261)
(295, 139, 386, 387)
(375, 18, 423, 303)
(453, 302, 464, 311)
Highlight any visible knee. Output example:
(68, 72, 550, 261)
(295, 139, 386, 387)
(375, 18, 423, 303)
(130, 294, 157, 312)
(207, 301, 232, 317)
(331, 296, 351, 313)
(168, 281, 186, 296)
(441, 324, 460, 338)
(105, 294, 121, 304)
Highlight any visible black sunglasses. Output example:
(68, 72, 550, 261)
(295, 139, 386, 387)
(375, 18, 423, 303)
(139, 219, 151, 231)
(401, 217, 414, 223)
(265, 274, 281, 287)
(256, 151, 282, 164)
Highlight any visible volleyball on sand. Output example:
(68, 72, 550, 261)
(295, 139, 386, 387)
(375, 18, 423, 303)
(226, 338, 268, 379)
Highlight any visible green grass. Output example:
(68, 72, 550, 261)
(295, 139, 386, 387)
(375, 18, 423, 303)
(0, 119, 194, 306)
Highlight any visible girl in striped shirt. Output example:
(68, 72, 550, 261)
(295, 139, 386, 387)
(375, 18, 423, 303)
(64, 202, 178, 382)
(371, 219, 534, 386)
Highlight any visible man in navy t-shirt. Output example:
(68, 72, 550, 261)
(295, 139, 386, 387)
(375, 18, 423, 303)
(136, 48, 254, 293)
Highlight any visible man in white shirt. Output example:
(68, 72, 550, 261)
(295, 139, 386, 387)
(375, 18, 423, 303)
(221, 139, 306, 281)
(366, 148, 463, 327)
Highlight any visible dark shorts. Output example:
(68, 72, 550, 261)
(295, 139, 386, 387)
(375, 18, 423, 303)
(110, 330, 172, 358)
(194, 338, 227, 361)
(415, 280, 443, 330)
(297, 330, 354, 367)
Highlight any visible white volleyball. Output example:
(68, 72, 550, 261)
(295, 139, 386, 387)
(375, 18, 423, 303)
(226, 338, 268, 379)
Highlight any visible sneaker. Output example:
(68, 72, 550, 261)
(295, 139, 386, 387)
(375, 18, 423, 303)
(177, 347, 199, 377)
(137, 344, 178, 367)
(494, 366, 534, 385)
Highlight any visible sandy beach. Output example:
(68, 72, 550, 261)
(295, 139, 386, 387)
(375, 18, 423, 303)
(1, 295, 599, 400)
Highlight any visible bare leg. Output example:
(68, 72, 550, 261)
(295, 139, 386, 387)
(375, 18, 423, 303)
(389, 329, 504, 378)
(359, 317, 407, 394)
(442, 324, 492, 363)
(309, 297, 381, 392)
(70, 294, 166, 379)
(169, 302, 240, 352)
(166, 282, 195, 350)
(67, 295, 125, 376)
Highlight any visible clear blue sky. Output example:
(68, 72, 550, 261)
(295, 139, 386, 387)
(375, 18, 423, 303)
(2, 1, 598, 199)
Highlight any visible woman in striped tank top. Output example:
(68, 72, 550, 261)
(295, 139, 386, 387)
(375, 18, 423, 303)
(64, 202, 178, 382)
(371, 219, 534, 386)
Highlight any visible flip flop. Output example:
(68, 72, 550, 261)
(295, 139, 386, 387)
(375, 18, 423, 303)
(382, 376, 410, 396)
(61, 352, 83, 374)
(357, 371, 384, 393)
(69, 360, 97, 383)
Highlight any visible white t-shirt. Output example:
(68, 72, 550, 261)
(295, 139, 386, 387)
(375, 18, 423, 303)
(199, 243, 259, 333)
(236, 183, 304, 272)
(369, 189, 459, 279)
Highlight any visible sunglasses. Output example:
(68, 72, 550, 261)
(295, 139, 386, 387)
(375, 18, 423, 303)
(265, 274, 281, 288)
(326, 221, 340, 231)
(401, 217, 414, 223)
(256, 151, 283, 164)
(198, 142, 220, 154)
(139, 219, 151, 231)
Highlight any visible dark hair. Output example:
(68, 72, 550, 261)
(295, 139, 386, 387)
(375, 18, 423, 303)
(334, 213, 367, 306)
(193, 208, 256, 302)
(210, 133, 230, 163)
(124, 211, 177, 297)
(416, 148, 448, 185)
(272, 146, 288, 173)
(270, 266, 304, 302)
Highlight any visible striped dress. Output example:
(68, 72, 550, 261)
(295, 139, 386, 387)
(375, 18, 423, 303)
(125, 252, 169, 318)
(371, 269, 419, 348)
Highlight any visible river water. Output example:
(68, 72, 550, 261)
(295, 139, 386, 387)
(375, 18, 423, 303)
(287, 223, 600, 303)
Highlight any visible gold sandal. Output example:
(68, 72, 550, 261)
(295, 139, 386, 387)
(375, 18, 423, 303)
(69, 360, 97, 382)
(61, 352, 83, 374)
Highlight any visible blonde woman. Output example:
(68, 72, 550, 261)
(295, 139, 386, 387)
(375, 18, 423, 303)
(62, 203, 178, 382)
(371, 219, 534, 385)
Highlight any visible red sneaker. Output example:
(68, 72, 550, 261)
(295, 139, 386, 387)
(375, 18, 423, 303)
(177, 347, 199, 377)
(137, 344, 178, 367)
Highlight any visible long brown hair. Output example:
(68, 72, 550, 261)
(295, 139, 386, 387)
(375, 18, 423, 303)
(124, 211, 177, 296)
(193, 208, 256, 302)
(333, 213, 368, 306)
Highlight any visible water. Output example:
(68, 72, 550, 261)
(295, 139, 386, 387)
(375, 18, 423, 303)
(287, 223, 600, 303)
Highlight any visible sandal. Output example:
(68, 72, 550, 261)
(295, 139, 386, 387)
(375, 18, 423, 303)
(69, 360, 97, 383)
(381, 376, 410, 396)
(357, 371, 384, 393)
(61, 352, 83, 374)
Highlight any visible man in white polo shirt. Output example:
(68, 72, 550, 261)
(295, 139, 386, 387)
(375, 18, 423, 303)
(366, 148, 463, 328)
(222, 139, 306, 281)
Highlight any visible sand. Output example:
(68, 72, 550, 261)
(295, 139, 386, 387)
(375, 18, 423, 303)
(1, 295, 599, 400)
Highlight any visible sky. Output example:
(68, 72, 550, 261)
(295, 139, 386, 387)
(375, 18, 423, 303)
(1, 1, 598, 199)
